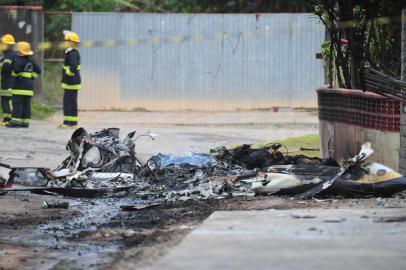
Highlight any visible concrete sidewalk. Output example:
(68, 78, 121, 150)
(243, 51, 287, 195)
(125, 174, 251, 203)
(49, 110, 319, 125)
(143, 208, 406, 270)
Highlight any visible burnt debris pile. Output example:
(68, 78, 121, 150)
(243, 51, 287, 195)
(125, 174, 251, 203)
(1, 128, 406, 199)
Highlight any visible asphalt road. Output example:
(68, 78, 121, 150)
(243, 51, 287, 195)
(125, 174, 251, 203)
(0, 110, 318, 168)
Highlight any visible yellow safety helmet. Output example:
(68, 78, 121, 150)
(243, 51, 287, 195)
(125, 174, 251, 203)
(15, 41, 33, 56)
(1, 34, 16, 45)
(63, 30, 80, 43)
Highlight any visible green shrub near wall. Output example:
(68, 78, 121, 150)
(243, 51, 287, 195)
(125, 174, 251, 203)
(43, 61, 64, 106)
(0, 101, 55, 120)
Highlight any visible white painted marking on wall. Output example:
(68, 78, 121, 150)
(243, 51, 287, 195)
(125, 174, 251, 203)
(26, 24, 32, 34)
(18, 21, 26, 28)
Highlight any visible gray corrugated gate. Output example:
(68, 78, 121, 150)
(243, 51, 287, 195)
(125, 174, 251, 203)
(73, 13, 324, 111)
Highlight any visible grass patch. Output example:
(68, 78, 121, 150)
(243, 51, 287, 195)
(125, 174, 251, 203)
(0, 100, 55, 120)
(253, 134, 321, 157)
(31, 101, 56, 120)
(44, 61, 64, 106)
(85, 107, 149, 112)
(293, 107, 318, 113)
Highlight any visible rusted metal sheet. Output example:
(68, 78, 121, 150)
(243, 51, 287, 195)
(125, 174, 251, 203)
(0, 6, 44, 98)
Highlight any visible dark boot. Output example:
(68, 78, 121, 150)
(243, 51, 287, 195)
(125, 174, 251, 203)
(5, 122, 22, 128)
(21, 123, 29, 128)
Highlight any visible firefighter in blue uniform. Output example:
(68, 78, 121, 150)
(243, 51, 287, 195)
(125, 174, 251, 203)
(0, 34, 16, 125)
(59, 30, 81, 128)
(6, 41, 40, 128)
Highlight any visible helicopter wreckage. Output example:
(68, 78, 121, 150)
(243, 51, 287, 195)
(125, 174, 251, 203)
(1, 128, 405, 200)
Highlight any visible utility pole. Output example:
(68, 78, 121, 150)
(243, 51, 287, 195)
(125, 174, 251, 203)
(400, 9, 406, 174)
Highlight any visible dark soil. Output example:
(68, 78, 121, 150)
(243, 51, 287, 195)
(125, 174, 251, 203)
(0, 191, 403, 270)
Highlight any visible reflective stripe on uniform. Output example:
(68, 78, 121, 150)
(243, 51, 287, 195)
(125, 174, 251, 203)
(61, 83, 81, 90)
(2, 113, 11, 118)
(32, 72, 39, 79)
(63, 65, 74, 76)
(21, 118, 31, 123)
(0, 89, 12, 96)
(63, 115, 78, 122)
(77, 65, 81, 71)
(12, 71, 33, 78)
(0, 59, 12, 69)
(10, 89, 34, 96)
(11, 117, 22, 123)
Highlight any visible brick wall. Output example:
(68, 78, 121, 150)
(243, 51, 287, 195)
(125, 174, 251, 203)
(318, 87, 401, 170)
(318, 88, 400, 132)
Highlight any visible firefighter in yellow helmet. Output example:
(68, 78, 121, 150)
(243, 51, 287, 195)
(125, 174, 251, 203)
(58, 30, 81, 129)
(0, 34, 16, 125)
(6, 41, 41, 128)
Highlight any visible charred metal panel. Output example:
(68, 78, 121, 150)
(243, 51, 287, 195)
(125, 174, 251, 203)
(0, 6, 44, 98)
(72, 13, 324, 110)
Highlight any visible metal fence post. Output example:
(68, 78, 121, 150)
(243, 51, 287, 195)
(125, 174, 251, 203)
(400, 9, 406, 174)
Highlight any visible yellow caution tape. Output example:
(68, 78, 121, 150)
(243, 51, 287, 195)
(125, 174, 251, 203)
(2, 15, 395, 53)
(171, 35, 184, 44)
(216, 32, 228, 40)
(82, 40, 94, 48)
(126, 38, 138, 46)
(150, 36, 160, 45)
(103, 39, 116, 47)
(26, 29, 264, 51)
(192, 33, 205, 41)
(37, 41, 52, 50)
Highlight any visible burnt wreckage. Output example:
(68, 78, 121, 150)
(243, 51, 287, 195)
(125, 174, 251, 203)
(1, 128, 406, 199)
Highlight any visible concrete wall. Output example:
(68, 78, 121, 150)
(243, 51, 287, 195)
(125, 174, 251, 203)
(319, 120, 400, 169)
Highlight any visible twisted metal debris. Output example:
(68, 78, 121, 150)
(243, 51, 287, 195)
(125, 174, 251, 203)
(1, 128, 406, 199)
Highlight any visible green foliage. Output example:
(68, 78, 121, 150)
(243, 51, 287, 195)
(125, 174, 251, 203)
(131, 0, 313, 13)
(39, 0, 313, 13)
(0, 101, 55, 120)
(320, 41, 331, 62)
(44, 14, 71, 58)
(42, 0, 123, 58)
(0, 0, 41, 5)
(43, 62, 64, 106)
(31, 101, 56, 119)
(42, 0, 120, 11)
(320, 40, 333, 84)
(312, 0, 403, 88)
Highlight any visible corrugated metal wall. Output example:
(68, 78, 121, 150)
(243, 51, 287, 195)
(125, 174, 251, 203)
(72, 13, 324, 111)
